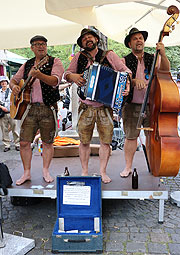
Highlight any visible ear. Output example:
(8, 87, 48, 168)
(128, 41, 131, 48)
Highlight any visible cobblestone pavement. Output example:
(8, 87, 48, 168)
(1, 137, 180, 255)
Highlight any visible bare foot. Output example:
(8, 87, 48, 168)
(16, 173, 31, 186)
(120, 168, 132, 178)
(81, 171, 88, 176)
(43, 173, 54, 183)
(101, 174, 112, 184)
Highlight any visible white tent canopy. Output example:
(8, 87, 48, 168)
(0, 0, 83, 50)
(0, 0, 180, 50)
(46, 0, 180, 47)
(0, 50, 27, 64)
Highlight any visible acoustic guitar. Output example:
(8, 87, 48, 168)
(10, 55, 49, 120)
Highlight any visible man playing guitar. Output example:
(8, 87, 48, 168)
(10, 35, 64, 185)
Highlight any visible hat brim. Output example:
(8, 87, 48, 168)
(77, 31, 99, 48)
(124, 31, 148, 48)
(30, 35, 47, 44)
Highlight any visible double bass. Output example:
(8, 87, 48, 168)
(137, 5, 180, 177)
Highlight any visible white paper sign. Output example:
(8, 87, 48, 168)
(63, 185, 91, 206)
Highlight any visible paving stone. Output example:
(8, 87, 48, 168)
(175, 228, 180, 234)
(150, 233, 170, 242)
(164, 227, 175, 234)
(105, 240, 124, 252)
(126, 242, 146, 253)
(168, 243, 180, 255)
(148, 243, 169, 254)
(129, 227, 139, 233)
(118, 227, 129, 233)
(171, 234, 180, 243)
(129, 233, 149, 242)
(109, 232, 128, 242)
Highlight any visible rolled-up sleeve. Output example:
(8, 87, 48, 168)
(64, 53, 80, 81)
(51, 58, 64, 85)
(106, 51, 132, 74)
(11, 63, 25, 84)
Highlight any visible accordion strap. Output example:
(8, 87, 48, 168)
(80, 49, 113, 65)
(99, 50, 112, 64)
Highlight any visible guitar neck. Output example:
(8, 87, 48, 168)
(20, 55, 48, 92)
(21, 75, 33, 92)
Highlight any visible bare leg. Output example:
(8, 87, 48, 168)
(16, 141, 32, 185)
(120, 138, 137, 177)
(99, 142, 111, 184)
(79, 142, 91, 176)
(42, 142, 54, 183)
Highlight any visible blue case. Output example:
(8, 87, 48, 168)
(52, 176, 103, 253)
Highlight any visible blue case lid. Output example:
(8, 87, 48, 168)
(57, 176, 102, 217)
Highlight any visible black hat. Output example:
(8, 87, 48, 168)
(77, 28, 99, 48)
(124, 28, 148, 48)
(30, 35, 48, 44)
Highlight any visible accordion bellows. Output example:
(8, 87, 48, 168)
(84, 62, 128, 109)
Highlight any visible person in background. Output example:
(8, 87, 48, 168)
(10, 35, 64, 185)
(0, 76, 20, 152)
(120, 28, 170, 177)
(64, 28, 131, 183)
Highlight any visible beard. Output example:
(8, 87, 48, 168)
(134, 44, 144, 53)
(83, 41, 97, 51)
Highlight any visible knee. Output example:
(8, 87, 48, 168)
(42, 142, 53, 149)
(80, 142, 90, 148)
(20, 141, 31, 148)
(100, 142, 110, 149)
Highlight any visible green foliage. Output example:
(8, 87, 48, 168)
(108, 38, 131, 57)
(10, 44, 80, 71)
(10, 40, 180, 71)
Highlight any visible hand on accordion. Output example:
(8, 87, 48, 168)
(123, 76, 131, 96)
(67, 73, 86, 87)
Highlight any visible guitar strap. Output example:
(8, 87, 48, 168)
(19, 78, 36, 125)
(50, 105, 58, 138)
(20, 104, 32, 128)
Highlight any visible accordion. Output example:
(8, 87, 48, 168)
(83, 63, 128, 109)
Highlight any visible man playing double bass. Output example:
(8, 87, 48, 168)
(120, 28, 170, 178)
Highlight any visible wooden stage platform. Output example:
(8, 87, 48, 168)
(7, 150, 168, 222)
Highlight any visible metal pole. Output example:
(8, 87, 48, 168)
(0, 196, 5, 248)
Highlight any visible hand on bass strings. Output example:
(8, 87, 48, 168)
(156, 42, 166, 56)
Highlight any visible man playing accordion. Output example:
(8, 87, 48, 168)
(64, 28, 131, 183)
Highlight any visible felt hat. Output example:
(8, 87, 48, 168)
(77, 28, 99, 48)
(124, 27, 148, 48)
